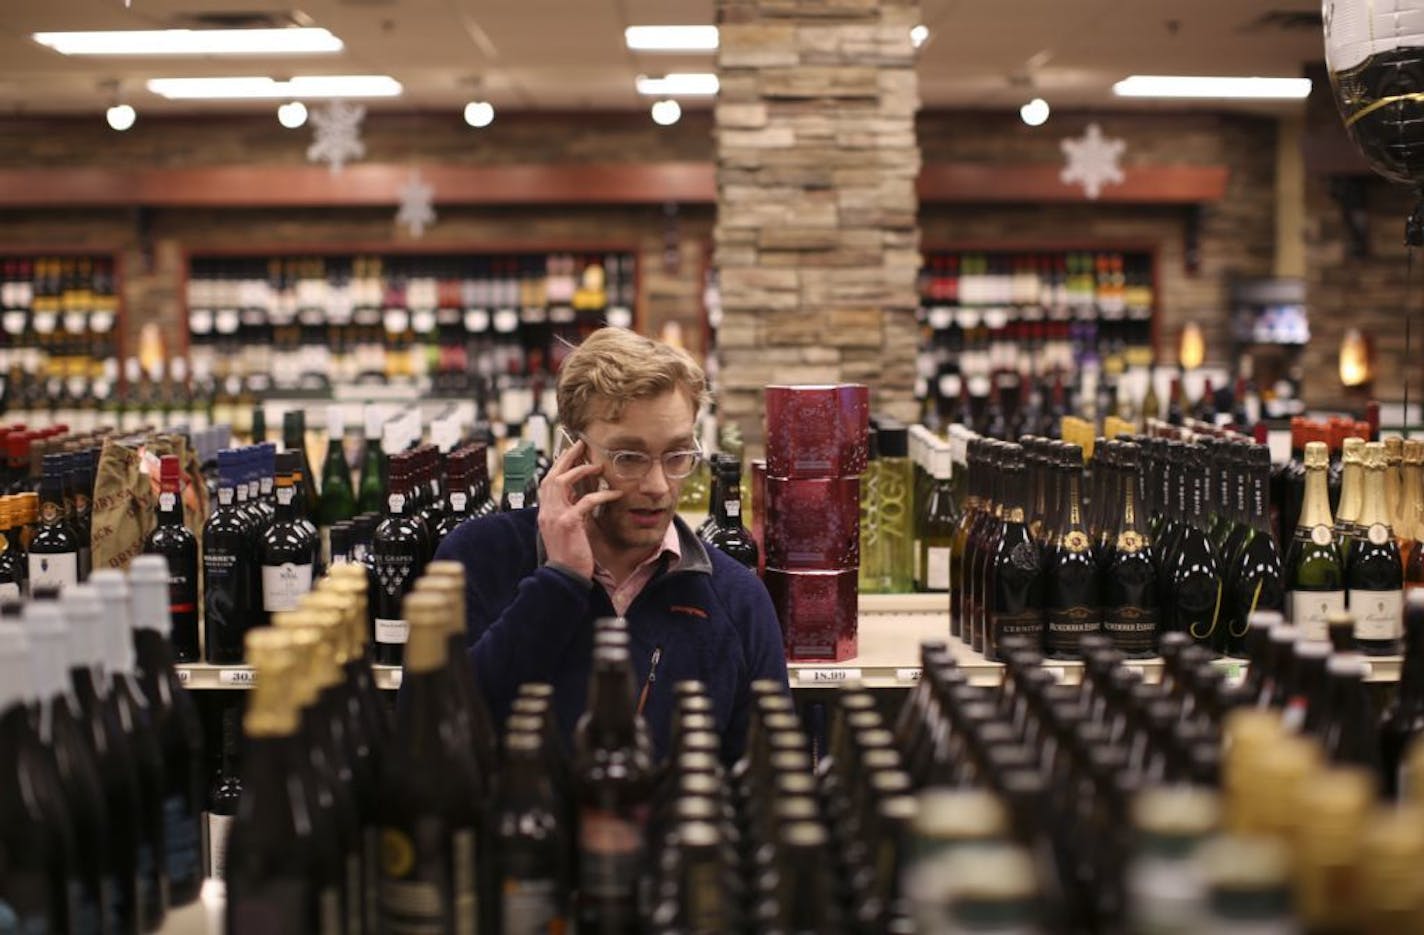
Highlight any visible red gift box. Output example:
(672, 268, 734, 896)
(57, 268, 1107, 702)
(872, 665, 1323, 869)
(750, 459, 767, 577)
(765, 476, 860, 571)
(764, 384, 869, 479)
(764, 568, 858, 661)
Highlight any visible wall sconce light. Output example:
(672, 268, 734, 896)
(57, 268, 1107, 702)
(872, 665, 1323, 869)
(1178, 321, 1205, 370)
(1339, 327, 1374, 387)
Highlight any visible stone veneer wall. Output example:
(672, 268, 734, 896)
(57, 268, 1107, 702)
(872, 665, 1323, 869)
(713, 0, 923, 446)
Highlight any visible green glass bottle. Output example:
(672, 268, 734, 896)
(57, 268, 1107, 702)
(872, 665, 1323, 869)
(357, 405, 386, 516)
(317, 405, 357, 564)
(873, 422, 914, 594)
(1285, 441, 1346, 643)
(283, 410, 320, 520)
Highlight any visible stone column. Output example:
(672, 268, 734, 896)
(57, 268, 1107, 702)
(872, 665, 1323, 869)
(714, 0, 922, 447)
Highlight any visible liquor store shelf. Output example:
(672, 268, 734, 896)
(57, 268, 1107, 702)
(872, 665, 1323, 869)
(175, 592, 1404, 690)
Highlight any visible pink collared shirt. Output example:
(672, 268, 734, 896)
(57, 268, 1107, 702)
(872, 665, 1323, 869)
(592, 522, 682, 616)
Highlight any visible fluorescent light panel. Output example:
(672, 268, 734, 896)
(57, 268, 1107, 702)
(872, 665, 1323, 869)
(33, 27, 343, 56)
(147, 75, 401, 100)
(1113, 75, 1311, 100)
(625, 25, 718, 51)
(635, 73, 718, 96)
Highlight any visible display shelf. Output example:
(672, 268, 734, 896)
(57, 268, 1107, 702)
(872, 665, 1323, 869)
(178, 662, 403, 691)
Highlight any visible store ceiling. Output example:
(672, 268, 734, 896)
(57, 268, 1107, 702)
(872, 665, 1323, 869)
(0, 0, 1325, 116)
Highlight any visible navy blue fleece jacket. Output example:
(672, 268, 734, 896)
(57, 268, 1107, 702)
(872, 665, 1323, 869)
(432, 508, 790, 763)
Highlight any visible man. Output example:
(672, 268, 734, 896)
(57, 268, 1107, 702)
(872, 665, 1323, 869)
(435, 327, 789, 763)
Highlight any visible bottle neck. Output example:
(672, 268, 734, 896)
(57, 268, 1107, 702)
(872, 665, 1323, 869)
(1247, 463, 1270, 533)
(1119, 465, 1145, 534)
(1339, 460, 1363, 523)
(1061, 470, 1085, 533)
(585, 665, 638, 745)
(1298, 464, 1334, 531)
(273, 479, 299, 521)
(714, 473, 743, 527)
(1360, 465, 1391, 530)
(386, 477, 408, 517)
(157, 476, 184, 527)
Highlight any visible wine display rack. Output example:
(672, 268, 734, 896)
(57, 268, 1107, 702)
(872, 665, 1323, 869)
(185, 249, 637, 400)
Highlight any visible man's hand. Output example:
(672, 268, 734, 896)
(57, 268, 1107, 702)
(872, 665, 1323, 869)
(537, 438, 623, 580)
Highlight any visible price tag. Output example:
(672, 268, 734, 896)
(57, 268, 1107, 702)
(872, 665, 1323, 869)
(219, 668, 256, 686)
(1360, 661, 1374, 679)
(895, 668, 922, 684)
(796, 667, 862, 684)
(387, 669, 403, 689)
(1043, 666, 1066, 682)
(176, 668, 191, 685)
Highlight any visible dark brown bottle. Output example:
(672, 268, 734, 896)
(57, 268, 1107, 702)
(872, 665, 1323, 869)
(259, 452, 317, 626)
(497, 729, 570, 934)
(370, 454, 429, 667)
(141, 455, 200, 663)
(1101, 442, 1158, 658)
(1044, 443, 1098, 659)
(1380, 591, 1424, 797)
(705, 458, 758, 570)
(987, 449, 1044, 662)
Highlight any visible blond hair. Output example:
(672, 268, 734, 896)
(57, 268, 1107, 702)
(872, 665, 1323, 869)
(556, 327, 708, 432)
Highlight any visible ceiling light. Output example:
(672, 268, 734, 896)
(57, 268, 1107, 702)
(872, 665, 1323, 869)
(636, 73, 718, 96)
(33, 27, 343, 56)
(625, 25, 718, 52)
(1020, 97, 1050, 126)
(910, 25, 929, 48)
(106, 103, 136, 131)
(277, 101, 308, 128)
(1113, 75, 1311, 100)
(464, 100, 495, 128)
(147, 75, 402, 100)
(651, 99, 682, 126)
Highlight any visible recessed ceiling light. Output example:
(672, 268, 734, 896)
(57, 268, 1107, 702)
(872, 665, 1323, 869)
(651, 99, 682, 126)
(1020, 97, 1050, 126)
(910, 25, 929, 48)
(1113, 75, 1311, 100)
(106, 103, 136, 131)
(277, 101, 308, 128)
(33, 27, 343, 56)
(625, 25, 718, 52)
(635, 73, 718, 96)
(464, 100, 495, 128)
(146, 75, 402, 100)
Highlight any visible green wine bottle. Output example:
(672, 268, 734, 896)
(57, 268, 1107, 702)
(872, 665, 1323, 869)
(357, 404, 386, 516)
(1285, 441, 1346, 643)
(317, 405, 357, 564)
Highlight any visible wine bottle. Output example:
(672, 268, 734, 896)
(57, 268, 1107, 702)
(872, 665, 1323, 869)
(142, 455, 200, 663)
(1044, 442, 1098, 659)
(370, 454, 428, 667)
(0, 496, 24, 600)
(1285, 441, 1346, 642)
(1218, 446, 1285, 658)
(918, 443, 958, 594)
(574, 645, 654, 931)
(1166, 444, 1223, 647)
(260, 451, 317, 623)
(950, 439, 984, 640)
(378, 592, 481, 935)
(1379, 591, 1424, 798)
(203, 449, 257, 664)
(706, 457, 758, 570)
(283, 409, 320, 521)
(318, 404, 357, 563)
(1102, 441, 1158, 659)
(987, 450, 1044, 662)
(1348, 441, 1404, 656)
(433, 448, 472, 543)
(70, 449, 94, 581)
(1405, 440, 1424, 588)
(1336, 437, 1366, 568)
(28, 452, 79, 594)
(357, 405, 386, 516)
(496, 728, 570, 933)
(206, 696, 243, 881)
(225, 628, 345, 933)
(123, 559, 206, 907)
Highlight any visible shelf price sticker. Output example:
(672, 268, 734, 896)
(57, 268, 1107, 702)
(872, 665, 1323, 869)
(796, 667, 863, 685)
(387, 669, 403, 690)
(894, 668, 922, 684)
(219, 668, 256, 687)
(176, 668, 191, 685)
(1043, 666, 1066, 683)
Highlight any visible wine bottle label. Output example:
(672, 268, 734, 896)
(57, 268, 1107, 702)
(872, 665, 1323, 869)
(1350, 589, 1404, 640)
(1286, 589, 1346, 642)
(507, 492, 525, 510)
(1311, 524, 1333, 547)
(388, 493, 406, 514)
(725, 499, 740, 518)
(1104, 606, 1158, 655)
(449, 493, 467, 513)
(375, 618, 409, 645)
(579, 807, 648, 899)
(990, 609, 1045, 654)
(276, 486, 295, 506)
(0, 582, 19, 602)
(501, 878, 561, 934)
(207, 813, 233, 880)
(29, 552, 78, 592)
(380, 823, 461, 933)
(159, 492, 176, 512)
(926, 546, 951, 590)
(1368, 523, 1391, 546)
(261, 562, 313, 612)
(163, 796, 202, 893)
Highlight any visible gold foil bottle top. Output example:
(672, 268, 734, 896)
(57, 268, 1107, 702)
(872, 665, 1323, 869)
(321, 576, 369, 654)
(1386, 436, 1404, 464)
(1361, 805, 1424, 922)
(414, 574, 466, 637)
(1304, 440, 1329, 470)
(1297, 767, 1374, 853)
(403, 591, 450, 674)
(1405, 439, 1424, 466)
(1247, 735, 1322, 838)
(244, 628, 300, 737)
(913, 789, 1009, 845)
(1364, 441, 1387, 470)
(1198, 834, 1291, 893)
(424, 560, 466, 587)
(301, 592, 355, 665)
(327, 563, 369, 591)
(1343, 437, 1365, 463)
(1133, 786, 1220, 839)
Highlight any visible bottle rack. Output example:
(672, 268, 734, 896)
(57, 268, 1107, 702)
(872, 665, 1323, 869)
(916, 248, 1158, 413)
(185, 248, 638, 401)
(0, 251, 124, 412)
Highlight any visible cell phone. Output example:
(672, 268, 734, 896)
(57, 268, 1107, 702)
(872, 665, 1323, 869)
(558, 429, 609, 502)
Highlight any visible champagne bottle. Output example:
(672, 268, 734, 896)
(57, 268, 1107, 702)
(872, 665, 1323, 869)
(1380, 591, 1424, 798)
(318, 405, 357, 562)
(1285, 441, 1346, 642)
(1348, 442, 1404, 656)
(1166, 445, 1223, 647)
(1336, 437, 1366, 568)
(1044, 443, 1098, 659)
(1218, 446, 1285, 658)
(357, 405, 386, 516)
(1102, 441, 1158, 659)
(987, 450, 1044, 662)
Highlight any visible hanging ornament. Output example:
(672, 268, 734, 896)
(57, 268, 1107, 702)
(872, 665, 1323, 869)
(1060, 122, 1126, 200)
(395, 169, 436, 238)
(306, 101, 366, 174)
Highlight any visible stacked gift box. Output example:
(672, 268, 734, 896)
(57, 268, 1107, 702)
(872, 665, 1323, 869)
(760, 384, 868, 662)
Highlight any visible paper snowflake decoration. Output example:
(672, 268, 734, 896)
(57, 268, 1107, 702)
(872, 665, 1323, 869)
(395, 169, 436, 238)
(1060, 123, 1126, 200)
(306, 101, 366, 174)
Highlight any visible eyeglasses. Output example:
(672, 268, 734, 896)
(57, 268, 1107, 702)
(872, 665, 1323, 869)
(579, 434, 703, 481)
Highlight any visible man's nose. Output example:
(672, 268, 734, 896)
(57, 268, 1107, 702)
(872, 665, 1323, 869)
(639, 460, 671, 498)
